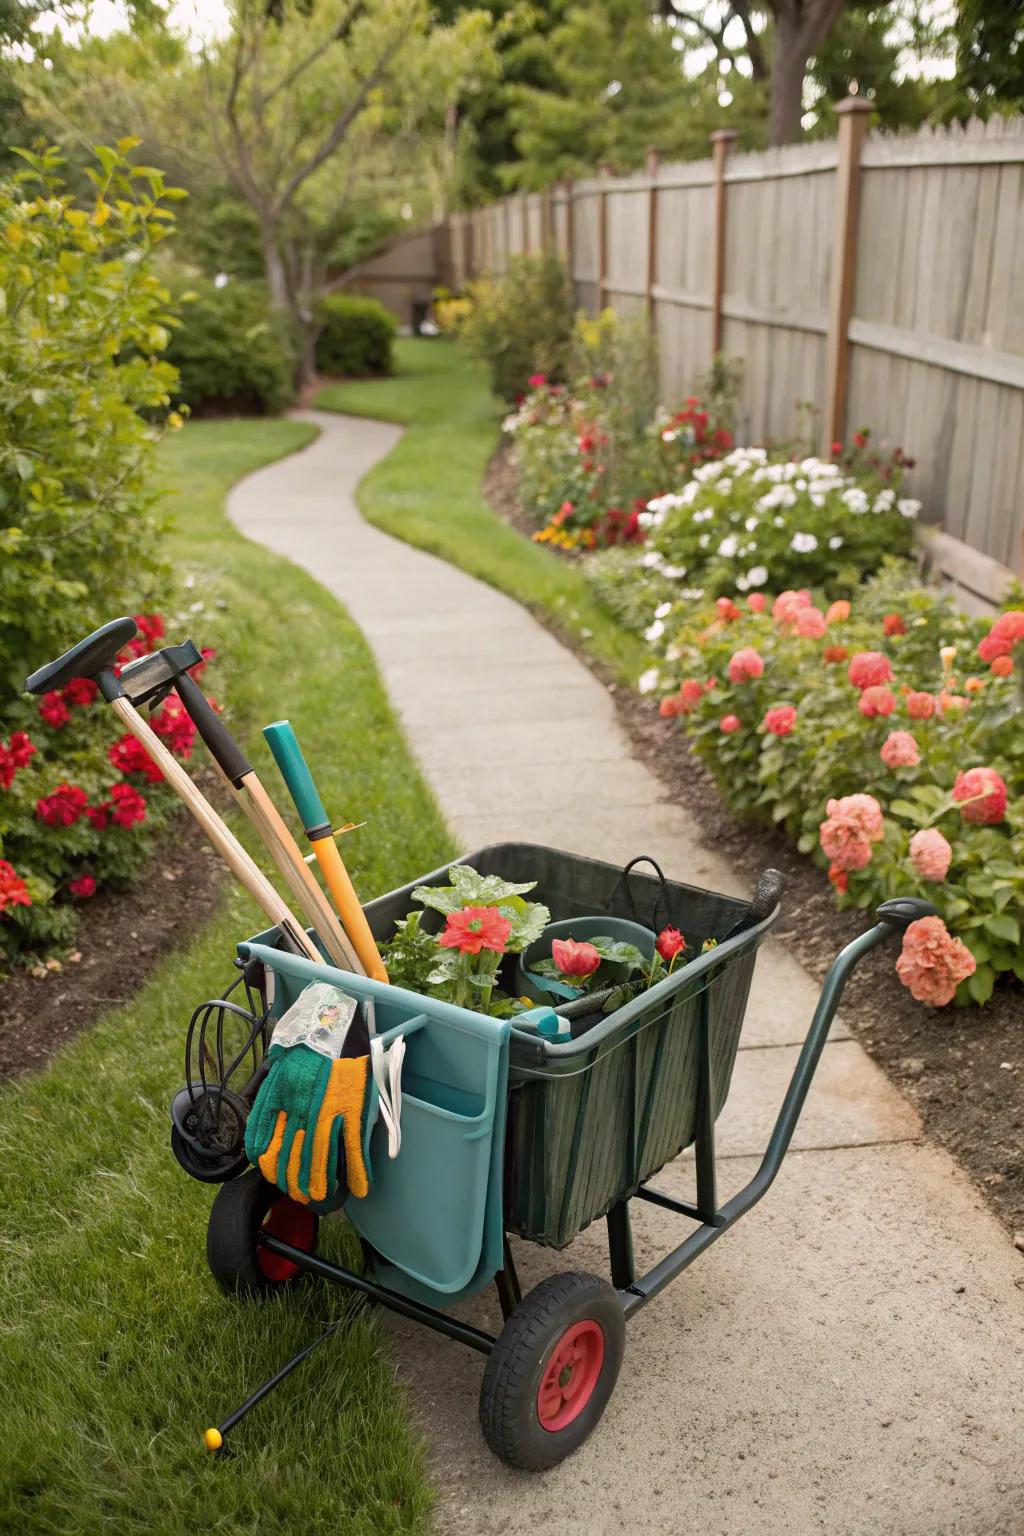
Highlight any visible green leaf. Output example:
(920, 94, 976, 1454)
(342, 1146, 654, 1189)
(967, 964, 995, 1006)
(984, 912, 1020, 946)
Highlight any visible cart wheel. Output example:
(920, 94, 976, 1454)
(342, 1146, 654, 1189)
(479, 1271, 624, 1470)
(206, 1168, 319, 1297)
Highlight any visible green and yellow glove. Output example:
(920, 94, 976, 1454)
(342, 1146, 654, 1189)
(244, 1043, 369, 1205)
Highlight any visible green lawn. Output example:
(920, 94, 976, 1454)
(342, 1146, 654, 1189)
(315, 339, 647, 684)
(0, 420, 452, 1535)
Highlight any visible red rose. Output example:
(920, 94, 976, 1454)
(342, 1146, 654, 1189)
(109, 782, 147, 828)
(761, 704, 797, 736)
(7, 731, 36, 768)
(551, 936, 601, 978)
(659, 695, 683, 718)
(848, 651, 893, 690)
(63, 677, 99, 708)
(38, 691, 70, 729)
(720, 714, 741, 733)
(655, 926, 687, 963)
(36, 782, 89, 827)
(679, 679, 704, 713)
(69, 874, 97, 899)
(150, 697, 197, 758)
(108, 734, 162, 784)
(858, 685, 897, 718)
(716, 597, 741, 623)
(882, 613, 907, 637)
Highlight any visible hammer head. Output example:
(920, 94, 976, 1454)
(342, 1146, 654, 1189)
(118, 639, 203, 705)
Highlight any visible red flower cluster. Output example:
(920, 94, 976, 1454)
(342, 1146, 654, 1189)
(761, 704, 797, 736)
(109, 782, 147, 828)
(108, 734, 162, 784)
(38, 691, 70, 729)
(150, 697, 197, 758)
(120, 612, 166, 661)
(848, 651, 893, 690)
(859, 684, 896, 719)
(602, 503, 644, 546)
(662, 398, 733, 469)
(727, 647, 765, 684)
(38, 675, 101, 730)
(0, 730, 35, 790)
(551, 936, 601, 978)
(0, 859, 31, 913)
(69, 873, 97, 899)
(36, 782, 89, 827)
(952, 767, 1007, 825)
(655, 926, 687, 963)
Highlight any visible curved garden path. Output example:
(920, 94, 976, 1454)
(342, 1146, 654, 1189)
(229, 411, 1023, 1536)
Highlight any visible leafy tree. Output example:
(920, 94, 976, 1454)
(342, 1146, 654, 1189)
(946, 0, 1024, 116)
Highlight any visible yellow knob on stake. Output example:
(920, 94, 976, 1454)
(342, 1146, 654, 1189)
(203, 1427, 223, 1452)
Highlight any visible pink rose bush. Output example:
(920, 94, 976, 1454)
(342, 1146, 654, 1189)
(637, 572, 1023, 1005)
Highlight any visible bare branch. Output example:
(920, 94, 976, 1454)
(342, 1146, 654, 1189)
(263, 0, 363, 106)
(729, 0, 768, 80)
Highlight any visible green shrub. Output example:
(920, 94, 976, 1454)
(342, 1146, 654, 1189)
(166, 278, 296, 415)
(0, 141, 192, 964)
(644, 565, 1024, 1005)
(453, 252, 572, 402)
(315, 294, 396, 377)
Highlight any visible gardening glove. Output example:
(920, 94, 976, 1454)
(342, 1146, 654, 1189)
(244, 1043, 369, 1205)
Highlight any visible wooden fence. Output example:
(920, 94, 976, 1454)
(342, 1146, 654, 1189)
(441, 107, 1024, 599)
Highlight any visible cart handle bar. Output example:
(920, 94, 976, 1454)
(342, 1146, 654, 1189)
(621, 897, 937, 1313)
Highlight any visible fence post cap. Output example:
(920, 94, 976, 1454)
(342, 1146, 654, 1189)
(835, 95, 873, 116)
(710, 128, 740, 143)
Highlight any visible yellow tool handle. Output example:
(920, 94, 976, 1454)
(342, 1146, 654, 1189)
(311, 833, 389, 983)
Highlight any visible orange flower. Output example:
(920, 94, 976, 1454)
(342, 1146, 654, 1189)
(438, 906, 512, 955)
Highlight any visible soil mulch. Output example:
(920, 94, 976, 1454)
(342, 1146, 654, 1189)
(486, 440, 1024, 1241)
(0, 812, 223, 1083)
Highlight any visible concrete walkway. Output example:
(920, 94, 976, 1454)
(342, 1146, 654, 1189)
(230, 412, 1024, 1536)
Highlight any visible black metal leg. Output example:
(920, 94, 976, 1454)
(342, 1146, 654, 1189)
(694, 984, 719, 1222)
(606, 1199, 635, 1289)
(494, 1235, 522, 1321)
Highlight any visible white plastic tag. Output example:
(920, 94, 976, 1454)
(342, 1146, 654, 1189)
(271, 982, 357, 1059)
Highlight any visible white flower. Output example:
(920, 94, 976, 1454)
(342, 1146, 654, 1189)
(638, 668, 660, 695)
(645, 619, 665, 642)
(874, 489, 895, 510)
(681, 588, 705, 601)
(647, 493, 684, 516)
(717, 478, 732, 495)
(747, 565, 768, 587)
(661, 564, 687, 579)
(665, 643, 682, 661)
(698, 533, 711, 549)
(898, 498, 921, 519)
(790, 532, 818, 554)
(744, 516, 759, 532)
(641, 551, 663, 569)
(718, 536, 739, 557)
(841, 487, 870, 514)
(502, 414, 521, 433)
(655, 601, 673, 619)
(736, 575, 749, 591)
(828, 535, 844, 550)
(661, 429, 678, 443)
(693, 508, 715, 524)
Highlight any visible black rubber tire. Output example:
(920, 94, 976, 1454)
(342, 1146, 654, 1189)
(479, 1271, 625, 1470)
(206, 1168, 319, 1297)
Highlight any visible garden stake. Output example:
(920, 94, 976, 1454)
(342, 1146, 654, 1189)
(263, 720, 388, 983)
(204, 1321, 340, 1453)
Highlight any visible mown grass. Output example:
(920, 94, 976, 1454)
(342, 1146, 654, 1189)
(0, 419, 453, 1535)
(315, 339, 648, 684)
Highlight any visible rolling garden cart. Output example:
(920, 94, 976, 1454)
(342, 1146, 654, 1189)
(188, 843, 934, 1471)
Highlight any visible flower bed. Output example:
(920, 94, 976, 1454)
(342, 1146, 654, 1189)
(638, 565, 1022, 1006)
(0, 619, 216, 965)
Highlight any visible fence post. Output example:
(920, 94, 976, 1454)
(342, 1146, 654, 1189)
(645, 148, 660, 319)
(709, 128, 738, 359)
(520, 189, 530, 252)
(822, 95, 872, 454)
(598, 164, 612, 312)
(541, 183, 553, 249)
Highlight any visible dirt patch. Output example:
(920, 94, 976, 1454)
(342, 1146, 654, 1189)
(0, 811, 224, 1083)
(486, 446, 1024, 1240)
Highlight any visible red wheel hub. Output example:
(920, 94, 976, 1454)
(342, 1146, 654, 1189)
(257, 1197, 316, 1282)
(537, 1320, 605, 1432)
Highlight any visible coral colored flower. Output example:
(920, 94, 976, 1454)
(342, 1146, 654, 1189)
(940, 692, 968, 717)
(964, 676, 985, 694)
(746, 593, 767, 613)
(848, 651, 893, 689)
(438, 905, 512, 955)
(793, 606, 826, 639)
(909, 828, 953, 883)
(69, 874, 97, 899)
(659, 694, 683, 718)
(825, 600, 851, 626)
(655, 926, 687, 963)
(0, 859, 31, 913)
(550, 936, 601, 978)
(990, 655, 1014, 677)
(728, 647, 765, 684)
(905, 690, 935, 720)
(675, 679, 703, 713)
(859, 685, 897, 718)
(108, 734, 162, 784)
(36, 782, 89, 827)
(109, 782, 147, 828)
(880, 730, 919, 769)
(62, 677, 98, 707)
(772, 589, 811, 623)
(895, 916, 975, 1007)
(823, 645, 848, 665)
(720, 714, 741, 733)
(761, 704, 797, 736)
(716, 597, 741, 622)
(38, 691, 70, 729)
(953, 767, 1008, 825)
(977, 610, 1024, 663)
(819, 793, 885, 872)
(883, 613, 907, 637)
(827, 863, 848, 894)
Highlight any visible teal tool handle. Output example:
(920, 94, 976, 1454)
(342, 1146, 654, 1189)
(263, 720, 328, 833)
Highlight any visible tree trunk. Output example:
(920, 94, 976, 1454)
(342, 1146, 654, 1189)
(261, 222, 291, 311)
(769, 9, 811, 144)
(296, 322, 317, 389)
